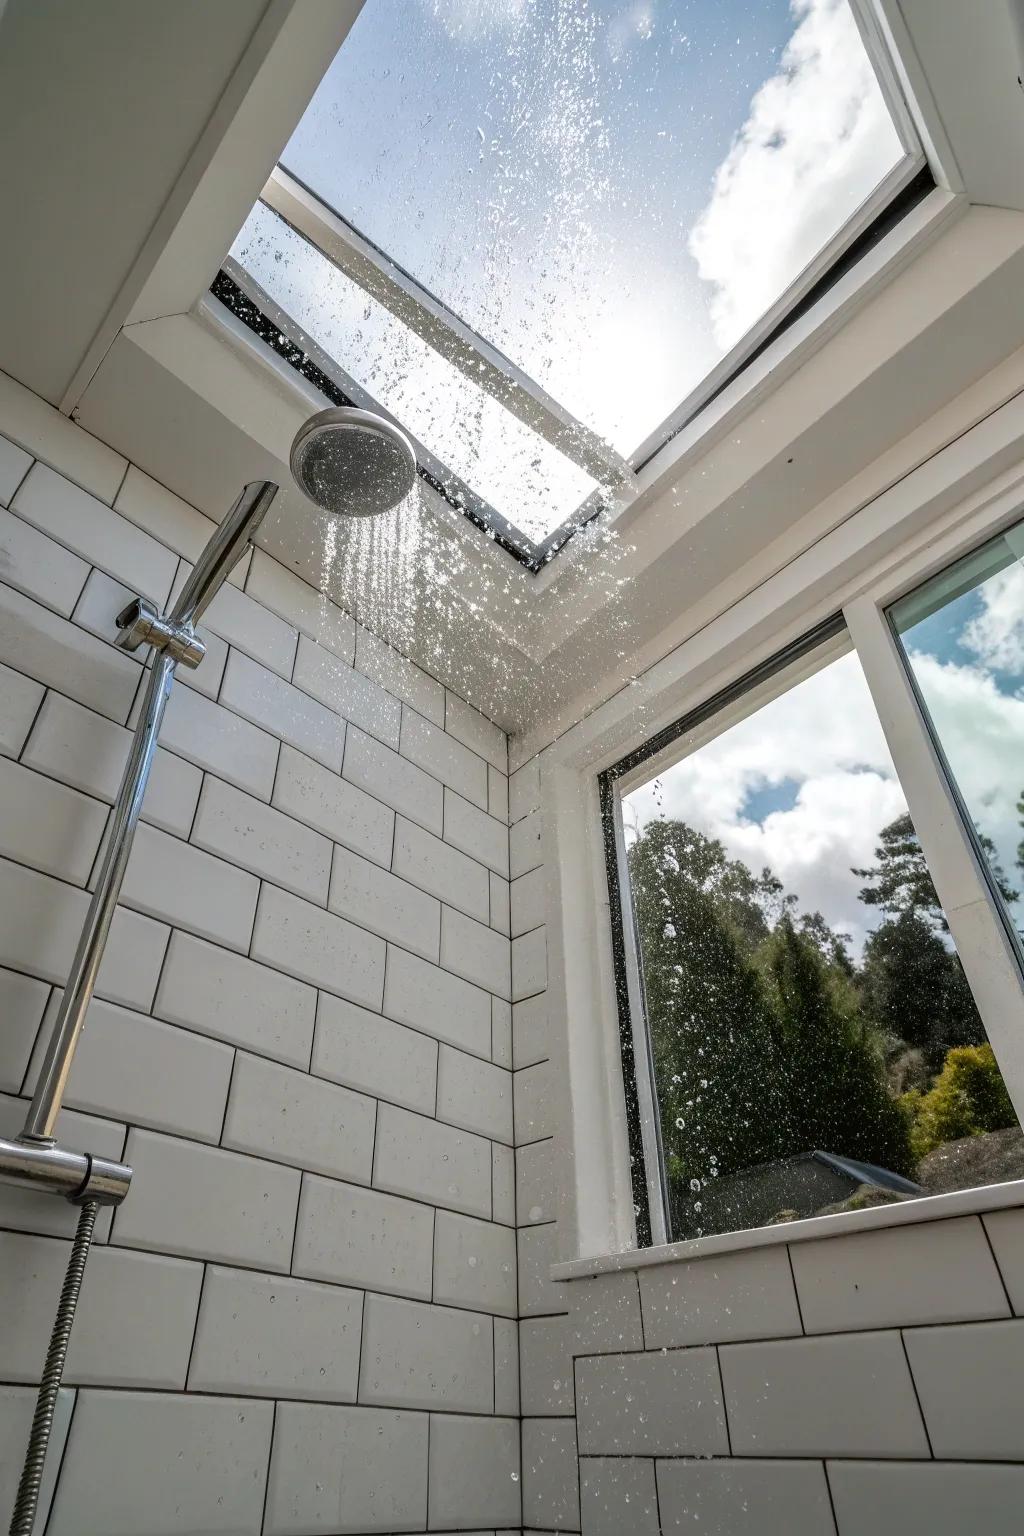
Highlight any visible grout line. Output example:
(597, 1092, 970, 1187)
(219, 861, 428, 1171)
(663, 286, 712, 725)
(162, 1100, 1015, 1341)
(715, 1344, 733, 1457)
(39, 1381, 79, 1536)
(287, 1172, 303, 1278)
(183, 1261, 208, 1392)
(822, 1458, 842, 1536)
(899, 1327, 935, 1458)
(218, 1049, 239, 1147)
(979, 1211, 1016, 1316)
(258, 1399, 277, 1536)
(786, 1243, 807, 1335)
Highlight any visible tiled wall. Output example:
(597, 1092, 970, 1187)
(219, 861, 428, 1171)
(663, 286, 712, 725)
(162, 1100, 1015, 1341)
(510, 766, 1024, 1534)
(0, 373, 520, 1535)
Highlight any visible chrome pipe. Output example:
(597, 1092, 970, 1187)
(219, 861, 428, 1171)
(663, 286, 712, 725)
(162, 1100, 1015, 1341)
(18, 478, 279, 1163)
(0, 1137, 131, 1205)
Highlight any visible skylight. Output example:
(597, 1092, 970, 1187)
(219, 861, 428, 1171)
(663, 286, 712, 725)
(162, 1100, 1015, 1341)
(224, 0, 922, 568)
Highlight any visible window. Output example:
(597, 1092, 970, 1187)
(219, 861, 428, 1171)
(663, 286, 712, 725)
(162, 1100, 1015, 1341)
(607, 622, 1022, 1246)
(219, 0, 925, 568)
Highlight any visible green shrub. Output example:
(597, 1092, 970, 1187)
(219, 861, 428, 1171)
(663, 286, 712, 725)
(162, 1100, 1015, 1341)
(907, 1044, 1016, 1160)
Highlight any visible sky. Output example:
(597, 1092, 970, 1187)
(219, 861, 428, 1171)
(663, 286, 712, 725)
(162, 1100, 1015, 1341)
(234, 0, 907, 548)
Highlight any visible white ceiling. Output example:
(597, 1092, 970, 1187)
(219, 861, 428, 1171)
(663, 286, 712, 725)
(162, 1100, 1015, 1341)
(3, 0, 1024, 744)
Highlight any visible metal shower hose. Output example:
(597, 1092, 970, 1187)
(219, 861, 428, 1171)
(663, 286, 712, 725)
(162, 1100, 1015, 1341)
(9, 1200, 99, 1536)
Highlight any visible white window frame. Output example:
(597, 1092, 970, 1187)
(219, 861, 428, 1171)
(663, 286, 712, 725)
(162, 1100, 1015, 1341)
(540, 384, 1024, 1278)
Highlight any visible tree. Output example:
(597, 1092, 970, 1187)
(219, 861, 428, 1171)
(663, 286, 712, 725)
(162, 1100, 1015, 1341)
(859, 911, 984, 1063)
(904, 1044, 1016, 1160)
(856, 811, 1017, 931)
(760, 917, 913, 1176)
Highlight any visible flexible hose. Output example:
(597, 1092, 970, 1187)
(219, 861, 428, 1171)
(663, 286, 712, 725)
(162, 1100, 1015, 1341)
(9, 1199, 99, 1536)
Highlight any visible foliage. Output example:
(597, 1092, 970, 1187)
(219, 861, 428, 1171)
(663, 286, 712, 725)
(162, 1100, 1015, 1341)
(903, 1044, 1017, 1160)
(859, 910, 983, 1064)
(855, 811, 1017, 929)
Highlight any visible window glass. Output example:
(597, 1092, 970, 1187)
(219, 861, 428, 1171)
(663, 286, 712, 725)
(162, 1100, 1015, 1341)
(622, 643, 1021, 1242)
(890, 520, 1024, 941)
(282, 0, 910, 458)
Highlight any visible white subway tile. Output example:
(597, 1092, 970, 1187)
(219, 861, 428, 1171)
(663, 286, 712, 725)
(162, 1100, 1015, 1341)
(488, 762, 509, 822)
(251, 883, 385, 1008)
(74, 568, 227, 701)
(330, 844, 440, 960)
(293, 634, 400, 747)
(492, 995, 512, 1068)
(0, 1235, 202, 1389)
(512, 925, 547, 1001)
(640, 1244, 801, 1349)
(516, 1138, 558, 1226)
(518, 1222, 570, 1317)
(373, 1101, 491, 1218)
(393, 815, 490, 921)
(13, 463, 177, 603)
(113, 1129, 300, 1271)
(521, 1418, 579, 1531)
(441, 906, 510, 999)
(162, 680, 278, 799)
(0, 856, 167, 1010)
(0, 581, 140, 722)
(511, 865, 545, 938)
(294, 1174, 434, 1301)
(343, 724, 443, 834)
(578, 1349, 728, 1457)
(114, 466, 247, 589)
(0, 754, 106, 884)
(444, 692, 507, 772)
(514, 1059, 554, 1144)
(192, 775, 331, 905)
(495, 1316, 520, 1416)
(489, 870, 510, 935)
(121, 820, 259, 952)
(266, 1401, 428, 1536)
(189, 1266, 362, 1401)
(0, 966, 48, 1091)
(904, 1318, 1024, 1459)
(0, 1385, 72, 1534)
(0, 505, 87, 614)
(509, 757, 541, 823)
(383, 945, 492, 1058)
(581, 1457, 659, 1536)
(444, 787, 509, 876)
(721, 1332, 929, 1458)
(511, 807, 544, 877)
(0, 374, 125, 501)
(359, 1292, 493, 1412)
(24, 691, 202, 837)
(183, 570, 297, 678)
(0, 662, 43, 757)
(569, 1271, 644, 1357)
(27, 994, 232, 1141)
(273, 742, 393, 867)
(430, 1415, 521, 1531)
(313, 991, 436, 1114)
(520, 1314, 575, 1414)
(401, 707, 488, 807)
(48, 1390, 273, 1536)
(658, 1459, 834, 1535)
(221, 650, 343, 770)
(828, 1460, 1024, 1536)
(437, 1044, 512, 1144)
(0, 432, 32, 504)
(356, 625, 445, 725)
(433, 1209, 517, 1316)
(493, 1141, 516, 1226)
(246, 548, 355, 661)
(984, 1206, 1024, 1312)
(223, 1051, 376, 1183)
(0, 1094, 123, 1242)
(155, 930, 314, 1067)
(792, 1215, 1009, 1333)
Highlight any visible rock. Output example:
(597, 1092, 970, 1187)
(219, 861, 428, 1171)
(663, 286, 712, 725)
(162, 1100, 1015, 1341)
(916, 1126, 1024, 1195)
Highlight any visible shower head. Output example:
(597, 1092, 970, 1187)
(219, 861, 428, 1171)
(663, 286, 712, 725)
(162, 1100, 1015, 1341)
(290, 406, 417, 519)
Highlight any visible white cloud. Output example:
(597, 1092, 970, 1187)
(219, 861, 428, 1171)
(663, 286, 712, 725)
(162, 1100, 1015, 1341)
(627, 652, 906, 951)
(962, 563, 1024, 673)
(688, 0, 903, 350)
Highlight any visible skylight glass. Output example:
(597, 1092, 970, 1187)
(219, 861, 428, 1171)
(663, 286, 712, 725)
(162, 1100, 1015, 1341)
(226, 0, 919, 564)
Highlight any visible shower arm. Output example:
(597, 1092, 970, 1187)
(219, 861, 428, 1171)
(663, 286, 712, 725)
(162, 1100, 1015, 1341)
(0, 480, 279, 1209)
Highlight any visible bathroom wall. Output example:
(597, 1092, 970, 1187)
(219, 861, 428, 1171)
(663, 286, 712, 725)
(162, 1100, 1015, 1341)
(511, 764, 1024, 1535)
(0, 369, 520, 1535)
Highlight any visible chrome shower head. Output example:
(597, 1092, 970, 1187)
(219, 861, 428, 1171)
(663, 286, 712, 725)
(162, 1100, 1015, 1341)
(290, 406, 417, 519)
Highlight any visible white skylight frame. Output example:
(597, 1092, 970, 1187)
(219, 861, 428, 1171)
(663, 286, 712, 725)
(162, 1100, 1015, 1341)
(219, 0, 928, 573)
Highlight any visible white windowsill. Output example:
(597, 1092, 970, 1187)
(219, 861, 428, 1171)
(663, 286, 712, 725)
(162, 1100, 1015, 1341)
(550, 1176, 1024, 1282)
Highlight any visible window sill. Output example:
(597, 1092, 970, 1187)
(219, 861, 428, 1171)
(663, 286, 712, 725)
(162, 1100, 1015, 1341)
(550, 1177, 1024, 1282)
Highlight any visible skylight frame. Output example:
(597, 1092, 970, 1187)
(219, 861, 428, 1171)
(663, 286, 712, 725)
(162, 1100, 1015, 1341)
(222, 0, 930, 572)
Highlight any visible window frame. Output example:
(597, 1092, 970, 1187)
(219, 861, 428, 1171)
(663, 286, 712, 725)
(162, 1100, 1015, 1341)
(536, 387, 1024, 1274)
